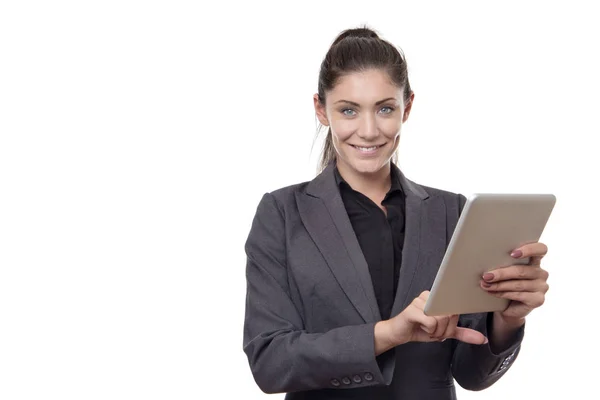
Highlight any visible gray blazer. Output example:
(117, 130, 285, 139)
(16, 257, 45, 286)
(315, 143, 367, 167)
(243, 162, 523, 399)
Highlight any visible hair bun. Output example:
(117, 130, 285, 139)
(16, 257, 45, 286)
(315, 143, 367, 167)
(332, 27, 380, 46)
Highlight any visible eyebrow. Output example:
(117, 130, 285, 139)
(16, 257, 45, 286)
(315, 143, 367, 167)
(334, 97, 397, 107)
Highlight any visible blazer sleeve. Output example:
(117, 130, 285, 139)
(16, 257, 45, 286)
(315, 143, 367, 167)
(450, 193, 525, 391)
(243, 193, 394, 394)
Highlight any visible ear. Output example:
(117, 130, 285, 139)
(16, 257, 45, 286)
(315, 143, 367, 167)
(313, 93, 329, 126)
(402, 92, 415, 123)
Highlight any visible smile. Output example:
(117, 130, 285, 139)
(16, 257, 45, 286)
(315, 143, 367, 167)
(351, 144, 385, 153)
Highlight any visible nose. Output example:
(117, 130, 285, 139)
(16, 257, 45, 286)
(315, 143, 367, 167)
(357, 112, 379, 141)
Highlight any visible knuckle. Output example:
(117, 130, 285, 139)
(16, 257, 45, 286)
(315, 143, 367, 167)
(536, 294, 545, 307)
(511, 291, 520, 301)
(518, 266, 528, 278)
(427, 319, 438, 332)
(541, 269, 550, 280)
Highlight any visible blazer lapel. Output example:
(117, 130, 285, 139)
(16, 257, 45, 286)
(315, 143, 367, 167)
(296, 162, 447, 322)
(391, 165, 447, 316)
(296, 163, 380, 323)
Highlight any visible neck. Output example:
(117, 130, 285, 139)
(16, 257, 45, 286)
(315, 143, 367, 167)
(336, 160, 392, 196)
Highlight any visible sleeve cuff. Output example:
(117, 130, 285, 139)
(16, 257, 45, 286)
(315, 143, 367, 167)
(326, 322, 395, 389)
(478, 313, 525, 375)
(359, 322, 395, 386)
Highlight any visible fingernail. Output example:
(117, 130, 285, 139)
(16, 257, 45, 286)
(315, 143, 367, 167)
(483, 337, 489, 344)
(483, 273, 494, 282)
(511, 249, 523, 258)
(482, 282, 492, 288)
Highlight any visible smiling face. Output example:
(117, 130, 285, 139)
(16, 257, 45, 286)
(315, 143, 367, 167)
(314, 68, 413, 178)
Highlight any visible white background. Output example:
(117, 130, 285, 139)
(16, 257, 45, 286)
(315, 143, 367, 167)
(1, 1, 597, 398)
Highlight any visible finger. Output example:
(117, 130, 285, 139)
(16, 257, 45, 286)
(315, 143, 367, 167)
(419, 318, 437, 336)
(483, 265, 547, 283)
(528, 255, 544, 266)
(412, 296, 454, 338)
(418, 291, 430, 301)
(412, 296, 426, 311)
(488, 291, 546, 308)
(451, 327, 488, 345)
(432, 315, 450, 338)
(481, 279, 550, 293)
(512, 242, 548, 261)
(405, 301, 438, 334)
(440, 315, 459, 340)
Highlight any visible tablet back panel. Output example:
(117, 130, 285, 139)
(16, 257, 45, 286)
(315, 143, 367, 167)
(424, 193, 556, 316)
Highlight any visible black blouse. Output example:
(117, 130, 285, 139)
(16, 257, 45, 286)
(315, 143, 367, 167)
(334, 165, 406, 320)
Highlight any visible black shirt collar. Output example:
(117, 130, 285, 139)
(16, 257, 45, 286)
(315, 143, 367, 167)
(334, 162, 403, 195)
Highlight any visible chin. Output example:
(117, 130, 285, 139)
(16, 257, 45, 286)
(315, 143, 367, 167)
(347, 157, 387, 175)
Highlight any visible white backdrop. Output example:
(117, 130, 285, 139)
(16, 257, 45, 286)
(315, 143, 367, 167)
(1, 1, 597, 399)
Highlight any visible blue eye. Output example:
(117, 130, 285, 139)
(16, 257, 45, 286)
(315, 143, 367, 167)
(341, 109, 356, 116)
(380, 106, 395, 114)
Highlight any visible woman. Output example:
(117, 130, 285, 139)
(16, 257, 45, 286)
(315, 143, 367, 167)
(243, 27, 549, 399)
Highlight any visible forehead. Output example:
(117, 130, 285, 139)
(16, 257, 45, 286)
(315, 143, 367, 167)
(327, 69, 403, 103)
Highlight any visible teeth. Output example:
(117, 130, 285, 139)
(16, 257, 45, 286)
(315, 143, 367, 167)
(355, 146, 378, 151)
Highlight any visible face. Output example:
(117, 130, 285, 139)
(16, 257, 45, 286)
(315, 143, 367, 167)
(314, 68, 413, 176)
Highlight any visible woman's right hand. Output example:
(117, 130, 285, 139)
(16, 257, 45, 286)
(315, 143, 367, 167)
(375, 291, 488, 355)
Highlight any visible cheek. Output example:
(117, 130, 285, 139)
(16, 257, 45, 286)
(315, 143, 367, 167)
(330, 119, 356, 141)
(380, 118, 402, 137)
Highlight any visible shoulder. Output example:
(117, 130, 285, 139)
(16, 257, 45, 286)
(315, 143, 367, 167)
(251, 180, 311, 220)
(420, 183, 461, 200)
(269, 181, 310, 203)
(417, 181, 467, 213)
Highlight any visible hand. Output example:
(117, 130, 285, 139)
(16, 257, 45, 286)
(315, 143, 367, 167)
(480, 242, 550, 325)
(377, 291, 488, 353)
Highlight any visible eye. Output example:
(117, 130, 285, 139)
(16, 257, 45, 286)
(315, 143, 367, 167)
(379, 106, 395, 114)
(341, 108, 356, 116)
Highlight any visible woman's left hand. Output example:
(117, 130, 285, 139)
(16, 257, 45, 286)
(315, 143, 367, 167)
(480, 242, 550, 325)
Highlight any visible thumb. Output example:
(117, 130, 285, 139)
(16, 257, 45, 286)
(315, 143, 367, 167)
(452, 327, 488, 345)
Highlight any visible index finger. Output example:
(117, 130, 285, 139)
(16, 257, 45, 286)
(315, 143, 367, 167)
(484, 264, 543, 282)
(512, 242, 548, 265)
(452, 327, 488, 345)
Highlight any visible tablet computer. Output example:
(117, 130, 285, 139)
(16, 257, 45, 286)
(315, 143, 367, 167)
(423, 193, 556, 316)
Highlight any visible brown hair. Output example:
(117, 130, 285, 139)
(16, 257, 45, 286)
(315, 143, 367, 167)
(315, 27, 413, 172)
